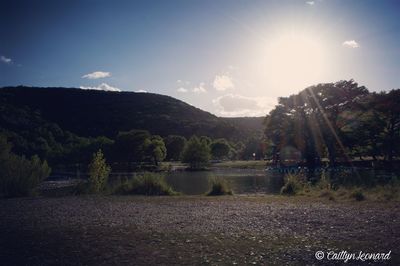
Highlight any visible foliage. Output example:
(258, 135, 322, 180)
(351, 188, 366, 201)
(264, 80, 400, 167)
(164, 135, 187, 161)
(265, 80, 369, 167)
(210, 139, 231, 160)
(240, 137, 267, 160)
(206, 177, 233, 196)
(0, 135, 51, 197)
(0, 86, 259, 142)
(280, 174, 304, 196)
(181, 136, 211, 169)
(88, 149, 111, 193)
(114, 172, 177, 196)
(145, 135, 167, 165)
(114, 130, 151, 162)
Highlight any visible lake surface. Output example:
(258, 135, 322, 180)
(48, 166, 398, 195)
(165, 168, 285, 195)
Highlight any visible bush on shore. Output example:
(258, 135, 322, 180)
(0, 136, 51, 197)
(280, 174, 304, 196)
(114, 172, 178, 196)
(351, 188, 366, 201)
(280, 171, 400, 201)
(206, 177, 233, 196)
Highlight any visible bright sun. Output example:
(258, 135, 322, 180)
(264, 32, 326, 94)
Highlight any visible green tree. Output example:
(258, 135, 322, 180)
(114, 130, 151, 162)
(210, 139, 231, 160)
(264, 80, 368, 167)
(182, 136, 211, 169)
(146, 135, 167, 165)
(240, 138, 266, 160)
(88, 149, 111, 193)
(164, 135, 187, 161)
(371, 90, 400, 161)
(199, 136, 212, 146)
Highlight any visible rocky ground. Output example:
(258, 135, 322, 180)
(0, 195, 399, 265)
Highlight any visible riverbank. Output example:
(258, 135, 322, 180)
(0, 195, 398, 265)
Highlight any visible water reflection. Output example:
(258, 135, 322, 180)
(165, 168, 285, 195)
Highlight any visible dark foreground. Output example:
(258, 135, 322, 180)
(0, 196, 399, 265)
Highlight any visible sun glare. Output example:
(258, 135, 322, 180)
(263, 32, 326, 94)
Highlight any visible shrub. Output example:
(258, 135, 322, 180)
(0, 136, 51, 197)
(280, 174, 303, 196)
(206, 177, 233, 196)
(351, 189, 365, 201)
(88, 149, 111, 193)
(114, 172, 177, 196)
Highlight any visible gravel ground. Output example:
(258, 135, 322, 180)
(0, 195, 399, 265)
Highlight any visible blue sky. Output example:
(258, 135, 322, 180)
(1, 0, 399, 116)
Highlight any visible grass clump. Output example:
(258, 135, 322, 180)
(351, 188, 365, 201)
(114, 172, 178, 196)
(380, 185, 399, 201)
(280, 174, 304, 196)
(206, 177, 233, 196)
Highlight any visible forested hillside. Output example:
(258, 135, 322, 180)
(0, 86, 264, 165)
(0, 86, 262, 140)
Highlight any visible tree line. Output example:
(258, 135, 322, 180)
(0, 94, 265, 169)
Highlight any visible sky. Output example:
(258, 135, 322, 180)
(1, 0, 400, 117)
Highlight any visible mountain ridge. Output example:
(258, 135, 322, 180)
(0, 86, 264, 141)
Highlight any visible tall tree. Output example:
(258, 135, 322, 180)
(114, 130, 151, 162)
(181, 136, 211, 169)
(371, 90, 400, 161)
(146, 135, 167, 165)
(164, 135, 187, 161)
(264, 80, 368, 167)
(210, 139, 231, 160)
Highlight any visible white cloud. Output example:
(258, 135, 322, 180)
(177, 79, 190, 85)
(213, 94, 277, 117)
(82, 71, 111, 79)
(1, 55, 12, 64)
(306, 1, 315, 5)
(193, 82, 207, 93)
(177, 87, 188, 93)
(213, 74, 234, 91)
(342, 40, 359, 48)
(135, 89, 147, 93)
(80, 83, 121, 92)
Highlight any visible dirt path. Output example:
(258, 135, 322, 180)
(0, 196, 399, 265)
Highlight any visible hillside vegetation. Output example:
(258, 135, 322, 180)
(0, 86, 263, 140)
